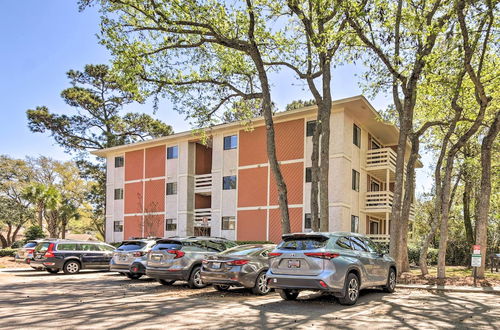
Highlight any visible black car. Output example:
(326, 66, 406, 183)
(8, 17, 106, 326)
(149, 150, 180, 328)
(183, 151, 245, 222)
(31, 240, 116, 274)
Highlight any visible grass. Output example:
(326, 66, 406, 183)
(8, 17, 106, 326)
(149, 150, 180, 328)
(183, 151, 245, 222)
(408, 266, 500, 280)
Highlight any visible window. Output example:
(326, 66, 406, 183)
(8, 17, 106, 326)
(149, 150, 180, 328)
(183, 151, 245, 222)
(114, 156, 124, 168)
(305, 167, 312, 183)
(350, 236, 368, 252)
(371, 139, 381, 149)
(353, 124, 361, 147)
(57, 243, 77, 251)
(335, 237, 352, 250)
(223, 135, 237, 150)
(304, 213, 320, 230)
(165, 218, 177, 231)
(370, 180, 380, 192)
(167, 146, 178, 159)
(306, 120, 317, 137)
(351, 215, 359, 233)
(352, 170, 360, 191)
(166, 182, 177, 195)
(221, 216, 235, 230)
(223, 176, 237, 190)
(79, 244, 100, 251)
(99, 244, 116, 252)
(369, 220, 380, 235)
(363, 237, 379, 253)
(114, 188, 123, 200)
(277, 237, 328, 250)
(114, 221, 123, 232)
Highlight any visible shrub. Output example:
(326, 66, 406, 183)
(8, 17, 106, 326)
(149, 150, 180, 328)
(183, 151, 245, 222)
(24, 225, 46, 241)
(0, 249, 16, 257)
(408, 244, 438, 265)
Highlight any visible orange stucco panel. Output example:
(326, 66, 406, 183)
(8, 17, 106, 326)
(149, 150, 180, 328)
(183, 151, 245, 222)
(237, 209, 267, 241)
(125, 149, 144, 181)
(275, 119, 304, 161)
(143, 214, 164, 238)
(195, 143, 212, 175)
(144, 179, 165, 212)
(269, 162, 304, 205)
(124, 181, 143, 214)
(239, 126, 267, 166)
(124, 215, 143, 240)
(237, 167, 268, 207)
(268, 208, 303, 243)
(195, 194, 211, 209)
(145, 145, 166, 178)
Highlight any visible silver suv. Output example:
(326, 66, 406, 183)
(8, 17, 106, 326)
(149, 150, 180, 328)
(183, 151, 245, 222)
(267, 232, 396, 305)
(110, 238, 159, 279)
(146, 237, 237, 288)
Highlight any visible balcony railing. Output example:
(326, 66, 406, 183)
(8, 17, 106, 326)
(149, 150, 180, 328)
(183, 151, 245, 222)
(365, 191, 393, 211)
(366, 148, 397, 170)
(367, 234, 390, 243)
(194, 174, 212, 194)
(194, 208, 211, 226)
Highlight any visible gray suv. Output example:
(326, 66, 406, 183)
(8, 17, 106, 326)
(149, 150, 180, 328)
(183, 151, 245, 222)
(110, 239, 159, 279)
(267, 232, 396, 305)
(146, 237, 237, 288)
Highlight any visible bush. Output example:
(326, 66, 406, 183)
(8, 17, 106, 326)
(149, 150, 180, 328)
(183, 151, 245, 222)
(408, 244, 438, 265)
(24, 225, 46, 241)
(0, 249, 16, 257)
(10, 241, 24, 249)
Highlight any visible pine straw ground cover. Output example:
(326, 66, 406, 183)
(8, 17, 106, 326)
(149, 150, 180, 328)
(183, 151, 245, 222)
(0, 256, 28, 269)
(399, 266, 500, 287)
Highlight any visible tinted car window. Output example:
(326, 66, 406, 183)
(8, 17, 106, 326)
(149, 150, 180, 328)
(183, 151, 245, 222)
(35, 242, 51, 252)
(57, 243, 78, 251)
(350, 237, 368, 252)
(24, 242, 38, 248)
(220, 245, 264, 256)
(362, 237, 379, 253)
(206, 240, 227, 252)
(79, 243, 100, 251)
(182, 240, 207, 252)
(153, 242, 182, 251)
(99, 244, 116, 252)
(335, 237, 352, 250)
(116, 241, 147, 251)
(278, 238, 327, 250)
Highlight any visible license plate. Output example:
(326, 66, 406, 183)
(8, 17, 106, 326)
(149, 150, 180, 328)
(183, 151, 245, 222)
(288, 259, 301, 268)
(212, 262, 221, 269)
(152, 255, 162, 261)
(120, 256, 128, 261)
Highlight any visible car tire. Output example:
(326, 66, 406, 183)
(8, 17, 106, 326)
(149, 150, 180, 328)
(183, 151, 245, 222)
(63, 260, 81, 274)
(126, 273, 143, 280)
(338, 272, 360, 305)
(252, 271, 271, 295)
(383, 268, 396, 293)
(158, 279, 175, 285)
(278, 289, 299, 301)
(46, 268, 59, 274)
(188, 266, 206, 289)
(118, 272, 126, 276)
(213, 284, 230, 292)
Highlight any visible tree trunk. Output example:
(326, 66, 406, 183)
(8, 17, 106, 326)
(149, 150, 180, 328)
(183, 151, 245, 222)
(310, 121, 321, 231)
(0, 234, 7, 248)
(475, 111, 500, 278)
(37, 203, 43, 227)
(463, 173, 474, 246)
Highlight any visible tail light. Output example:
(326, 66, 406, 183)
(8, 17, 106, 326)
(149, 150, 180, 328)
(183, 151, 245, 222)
(202, 259, 209, 264)
(133, 251, 144, 257)
(167, 249, 185, 259)
(44, 243, 55, 258)
(304, 252, 339, 259)
(268, 252, 282, 258)
(227, 259, 249, 266)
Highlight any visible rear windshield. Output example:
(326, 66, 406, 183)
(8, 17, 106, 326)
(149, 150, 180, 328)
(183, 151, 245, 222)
(153, 242, 182, 251)
(117, 241, 148, 251)
(24, 242, 38, 248)
(278, 238, 327, 250)
(220, 245, 263, 256)
(35, 242, 51, 252)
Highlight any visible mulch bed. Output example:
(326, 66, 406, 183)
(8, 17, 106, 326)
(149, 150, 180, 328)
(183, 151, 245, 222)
(398, 271, 500, 287)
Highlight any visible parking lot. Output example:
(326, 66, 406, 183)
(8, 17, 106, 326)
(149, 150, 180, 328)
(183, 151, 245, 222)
(0, 269, 499, 329)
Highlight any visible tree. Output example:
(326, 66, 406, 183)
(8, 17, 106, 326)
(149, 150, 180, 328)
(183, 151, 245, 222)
(83, 0, 294, 234)
(24, 225, 46, 241)
(285, 99, 316, 111)
(0, 197, 33, 248)
(26, 64, 173, 237)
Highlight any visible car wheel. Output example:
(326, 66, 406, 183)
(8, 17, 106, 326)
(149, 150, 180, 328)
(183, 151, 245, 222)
(252, 271, 271, 295)
(188, 266, 206, 289)
(157, 279, 175, 285)
(278, 289, 299, 301)
(63, 260, 81, 274)
(383, 268, 396, 293)
(46, 268, 59, 274)
(126, 273, 143, 280)
(338, 273, 360, 305)
(213, 284, 230, 292)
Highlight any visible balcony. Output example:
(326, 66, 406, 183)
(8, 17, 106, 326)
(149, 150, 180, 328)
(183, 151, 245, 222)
(366, 148, 406, 182)
(194, 208, 211, 226)
(194, 174, 212, 195)
(365, 191, 415, 220)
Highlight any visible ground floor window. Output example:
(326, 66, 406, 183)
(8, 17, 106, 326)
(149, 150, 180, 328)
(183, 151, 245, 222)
(113, 221, 123, 232)
(369, 220, 380, 234)
(194, 226, 211, 237)
(221, 216, 235, 230)
(165, 218, 177, 231)
(351, 215, 359, 233)
(304, 213, 320, 230)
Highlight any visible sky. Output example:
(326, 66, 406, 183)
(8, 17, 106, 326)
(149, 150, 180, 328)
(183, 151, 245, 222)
(0, 1, 433, 192)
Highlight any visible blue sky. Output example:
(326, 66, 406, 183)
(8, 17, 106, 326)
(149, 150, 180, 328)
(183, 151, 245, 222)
(0, 1, 432, 192)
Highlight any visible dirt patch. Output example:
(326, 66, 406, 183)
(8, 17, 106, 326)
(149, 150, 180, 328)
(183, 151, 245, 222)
(399, 266, 500, 287)
(0, 256, 30, 269)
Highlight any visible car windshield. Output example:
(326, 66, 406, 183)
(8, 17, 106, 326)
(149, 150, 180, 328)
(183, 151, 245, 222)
(23, 242, 38, 248)
(278, 238, 327, 250)
(116, 241, 147, 251)
(219, 245, 263, 256)
(153, 241, 182, 251)
(35, 242, 51, 252)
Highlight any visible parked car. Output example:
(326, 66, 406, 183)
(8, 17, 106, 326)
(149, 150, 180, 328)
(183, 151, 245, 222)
(146, 237, 237, 288)
(201, 244, 276, 295)
(14, 240, 44, 266)
(110, 238, 159, 279)
(267, 232, 396, 305)
(30, 240, 116, 274)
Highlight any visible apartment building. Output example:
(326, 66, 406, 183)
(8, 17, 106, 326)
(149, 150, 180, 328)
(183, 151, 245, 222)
(93, 95, 419, 243)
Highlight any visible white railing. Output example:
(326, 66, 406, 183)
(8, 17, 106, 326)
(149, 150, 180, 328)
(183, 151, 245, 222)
(194, 174, 212, 193)
(194, 208, 211, 226)
(366, 191, 394, 210)
(366, 147, 397, 169)
(367, 234, 390, 243)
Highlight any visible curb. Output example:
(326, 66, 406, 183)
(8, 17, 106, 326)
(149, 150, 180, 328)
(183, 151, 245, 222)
(397, 284, 500, 294)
